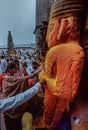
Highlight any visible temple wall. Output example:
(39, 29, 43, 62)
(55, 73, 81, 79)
(35, 0, 54, 50)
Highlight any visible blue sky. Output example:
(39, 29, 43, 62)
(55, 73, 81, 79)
(0, 0, 36, 46)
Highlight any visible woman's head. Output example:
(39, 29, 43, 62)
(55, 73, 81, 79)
(32, 62, 39, 70)
(6, 62, 17, 75)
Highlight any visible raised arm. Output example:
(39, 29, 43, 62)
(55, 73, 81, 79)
(0, 82, 42, 113)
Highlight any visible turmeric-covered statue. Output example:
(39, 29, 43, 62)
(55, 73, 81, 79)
(39, 0, 86, 129)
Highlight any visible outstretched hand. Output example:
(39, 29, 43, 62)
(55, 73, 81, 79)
(34, 64, 44, 75)
(39, 79, 45, 84)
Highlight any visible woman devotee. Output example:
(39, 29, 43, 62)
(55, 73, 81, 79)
(0, 81, 44, 113)
(0, 81, 44, 130)
(1, 62, 43, 130)
(13, 59, 24, 77)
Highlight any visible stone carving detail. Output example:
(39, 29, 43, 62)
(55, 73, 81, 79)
(39, 0, 87, 129)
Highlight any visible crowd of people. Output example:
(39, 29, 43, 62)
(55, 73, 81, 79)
(0, 53, 45, 130)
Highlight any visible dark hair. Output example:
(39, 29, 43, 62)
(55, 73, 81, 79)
(14, 59, 19, 64)
(32, 61, 38, 66)
(6, 62, 16, 73)
(1, 55, 4, 59)
(32, 61, 39, 70)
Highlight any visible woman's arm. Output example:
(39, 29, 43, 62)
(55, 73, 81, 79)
(24, 64, 44, 80)
(0, 82, 42, 113)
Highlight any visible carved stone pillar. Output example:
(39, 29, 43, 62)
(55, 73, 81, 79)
(39, 0, 87, 129)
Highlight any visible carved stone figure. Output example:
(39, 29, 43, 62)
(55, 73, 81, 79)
(39, 0, 87, 129)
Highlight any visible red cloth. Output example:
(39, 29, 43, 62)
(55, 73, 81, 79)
(0, 73, 6, 89)
(28, 79, 34, 87)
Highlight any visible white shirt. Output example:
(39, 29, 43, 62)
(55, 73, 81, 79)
(0, 64, 2, 74)
(0, 82, 41, 113)
(1, 59, 7, 73)
(26, 64, 34, 75)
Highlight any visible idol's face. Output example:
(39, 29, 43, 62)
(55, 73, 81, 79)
(46, 16, 79, 47)
(46, 18, 59, 48)
(57, 16, 79, 42)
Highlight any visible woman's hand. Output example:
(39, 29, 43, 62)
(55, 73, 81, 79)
(34, 64, 44, 75)
(39, 80, 45, 84)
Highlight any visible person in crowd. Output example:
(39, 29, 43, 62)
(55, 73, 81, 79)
(0, 81, 44, 130)
(14, 59, 24, 77)
(0, 55, 7, 73)
(25, 55, 32, 67)
(27, 61, 40, 87)
(0, 81, 43, 113)
(26, 62, 34, 76)
(1, 62, 43, 130)
(0, 58, 2, 75)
